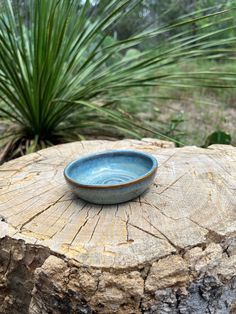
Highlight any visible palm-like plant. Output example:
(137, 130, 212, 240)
(0, 0, 234, 161)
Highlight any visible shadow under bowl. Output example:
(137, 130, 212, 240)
(64, 150, 158, 205)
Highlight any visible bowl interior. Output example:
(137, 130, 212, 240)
(65, 151, 156, 186)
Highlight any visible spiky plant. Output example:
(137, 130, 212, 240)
(0, 0, 234, 161)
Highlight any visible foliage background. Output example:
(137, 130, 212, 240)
(0, 0, 235, 163)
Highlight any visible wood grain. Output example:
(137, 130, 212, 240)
(0, 139, 235, 269)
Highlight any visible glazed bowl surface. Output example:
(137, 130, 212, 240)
(64, 150, 158, 204)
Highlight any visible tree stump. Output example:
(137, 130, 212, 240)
(0, 139, 236, 314)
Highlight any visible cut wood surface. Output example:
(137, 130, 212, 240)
(0, 139, 236, 314)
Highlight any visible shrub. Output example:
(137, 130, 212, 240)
(0, 0, 234, 160)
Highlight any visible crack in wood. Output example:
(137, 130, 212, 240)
(139, 198, 180, 221)
(156, 172, 187, 195)
(138, 196, 142, 207)
(143, 216, 181, 251)
(87, 206, 103, 244)
(0, 175, 58, 198)
(114, 204, 119, 217)
(57, 197, 76, 203)
(115, 209, 164, 242)
(44, 200, 74, 238)
(19, 193, 67, 231)
(69, 218, 90, 246)
(68, 205, 95, 246)
(125, 211, 130, 242)
(185, 216, 234, 245)
(129, 203, 133, 216)
(96, 206, 103, 217)
(5, 193, 61, 225)
(48, 202, 89, 245)
(158, 151, 177, 169)
(127, 222, 163, 240)
(88, 216, 101, 244)
(186, 217, 213, 233)
(2, 184, 58, 210)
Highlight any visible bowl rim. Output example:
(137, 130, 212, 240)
(64, 149, 158, 189)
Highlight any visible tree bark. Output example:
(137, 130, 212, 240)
(0, 139, 235, 313)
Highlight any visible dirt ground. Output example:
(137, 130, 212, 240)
(156, 97, 236, 146)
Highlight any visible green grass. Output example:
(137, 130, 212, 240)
(157, 60, 236, 104)
(121, 60, 236, 146)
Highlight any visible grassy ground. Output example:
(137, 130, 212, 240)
(124, 60, 236, 146)
(155, 96, 236, 146)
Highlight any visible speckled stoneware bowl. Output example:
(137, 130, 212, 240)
(64, 150, 158, 204)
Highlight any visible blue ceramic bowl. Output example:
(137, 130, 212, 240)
(64, 150, 158, 204)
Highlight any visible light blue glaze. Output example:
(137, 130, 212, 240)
(64, 150, 158, 204)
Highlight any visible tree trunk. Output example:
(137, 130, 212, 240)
(0, 139, 235, 314)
